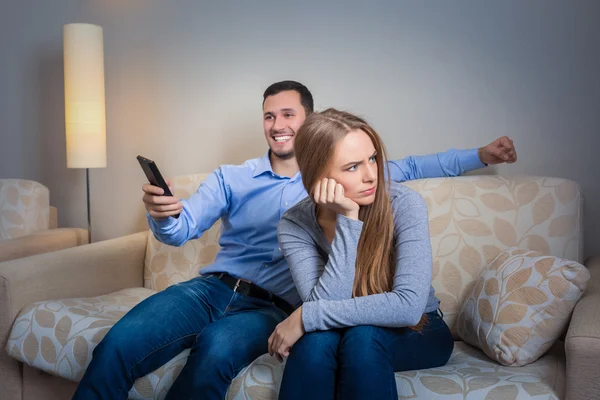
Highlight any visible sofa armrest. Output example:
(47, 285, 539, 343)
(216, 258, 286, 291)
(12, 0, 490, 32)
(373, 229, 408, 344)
(0, 231, 148, 317)
(0, 228, 88, 263)
(0, 231, 148, 398)
(565, 256, 600, 400)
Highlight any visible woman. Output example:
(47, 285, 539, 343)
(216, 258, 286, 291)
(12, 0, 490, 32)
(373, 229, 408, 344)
(267, 108, 454, 400)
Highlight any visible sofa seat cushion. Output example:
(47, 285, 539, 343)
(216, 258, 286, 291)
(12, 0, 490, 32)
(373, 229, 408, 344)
(6, 288, 156, 382)
(228, 341, 565, 400)
(7, 289, 565, 399)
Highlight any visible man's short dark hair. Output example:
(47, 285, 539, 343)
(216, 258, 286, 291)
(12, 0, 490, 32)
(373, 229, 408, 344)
(263, 80, 314, 115)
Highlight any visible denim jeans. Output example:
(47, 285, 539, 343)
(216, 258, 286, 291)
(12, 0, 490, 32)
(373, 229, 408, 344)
(279, 310, 454, 400)
(72, 274, 287, 400)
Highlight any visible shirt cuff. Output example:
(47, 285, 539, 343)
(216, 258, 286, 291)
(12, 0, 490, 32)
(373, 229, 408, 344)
(147, 213, 179, 231)
(301, 301, 320, 332)
(458, 148, 487, 171)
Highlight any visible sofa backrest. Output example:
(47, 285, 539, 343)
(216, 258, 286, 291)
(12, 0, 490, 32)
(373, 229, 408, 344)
(144, 175, 582, 330)
(402, 176, 581, 329)
(0, 179, 50, 240)
(143, 174, 221, 290)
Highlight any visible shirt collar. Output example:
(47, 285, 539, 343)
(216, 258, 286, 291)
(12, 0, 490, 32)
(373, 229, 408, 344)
(252, 150, 275, 178)
(252, 150, 302, 182)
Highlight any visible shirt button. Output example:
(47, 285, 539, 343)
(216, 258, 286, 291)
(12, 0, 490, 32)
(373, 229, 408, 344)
(284, 202, 288, 206)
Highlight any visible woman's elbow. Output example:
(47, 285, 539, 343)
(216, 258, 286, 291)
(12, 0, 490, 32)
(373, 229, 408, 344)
(389, 311, 421, 328)
(405, 310, 423, 327)
(392, 293, 427, 326)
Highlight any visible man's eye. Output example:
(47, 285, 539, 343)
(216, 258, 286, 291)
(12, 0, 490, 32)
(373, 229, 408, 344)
(285, 113, 294, 118)
(265, 115, 273, 120)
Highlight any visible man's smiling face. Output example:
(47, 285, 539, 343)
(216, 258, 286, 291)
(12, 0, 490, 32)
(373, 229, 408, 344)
(263, 90, 307, 161)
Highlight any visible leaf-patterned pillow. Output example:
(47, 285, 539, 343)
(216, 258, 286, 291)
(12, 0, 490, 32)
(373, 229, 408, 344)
(456, 247, 589, 366)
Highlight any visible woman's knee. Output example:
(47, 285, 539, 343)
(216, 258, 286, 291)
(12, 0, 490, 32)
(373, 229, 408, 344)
(288, 331, 340, 365)
(341, 326, 388, 347)
(339, 326, 391, 364)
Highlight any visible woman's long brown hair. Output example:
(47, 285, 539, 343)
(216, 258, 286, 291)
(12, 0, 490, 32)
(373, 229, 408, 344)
(294, 108, 427, 331)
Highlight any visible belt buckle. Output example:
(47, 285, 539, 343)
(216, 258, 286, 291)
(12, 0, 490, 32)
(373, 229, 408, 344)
(233, 278, 252, 295)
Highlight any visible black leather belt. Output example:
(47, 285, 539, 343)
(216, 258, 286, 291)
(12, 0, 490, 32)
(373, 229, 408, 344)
(209, 273, 295, 316)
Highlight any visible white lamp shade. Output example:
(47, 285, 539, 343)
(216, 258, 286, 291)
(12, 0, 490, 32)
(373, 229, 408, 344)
(63, 23, 107, 168)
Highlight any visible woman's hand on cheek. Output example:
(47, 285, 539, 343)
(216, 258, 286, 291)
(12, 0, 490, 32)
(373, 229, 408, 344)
(313, 178, 359, 219)
(267, 306, 305, 363)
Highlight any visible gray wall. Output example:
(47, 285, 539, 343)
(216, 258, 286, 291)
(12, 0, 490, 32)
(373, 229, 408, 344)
(1, 1, 599, 258)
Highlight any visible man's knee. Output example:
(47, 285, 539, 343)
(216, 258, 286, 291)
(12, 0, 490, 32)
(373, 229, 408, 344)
(93, 304, 171, 362)
(90, 329, 129, 367)
(200, 335, 238, 365)
(191, 329, 263, 377)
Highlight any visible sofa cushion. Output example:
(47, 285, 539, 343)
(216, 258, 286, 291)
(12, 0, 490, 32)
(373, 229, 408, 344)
(6, 288, 155, 383)
(143, 174, 222, 291)
(456, 247, 589, 366)
(11, 288, 564, 399)
(402, 177, 581, 333)
(144, 223, 221, 291)
(227, 341, 565, 400)
(134, 343, 567, 399)
(6, 287, 277, 400)
(0, 179, 50, 240)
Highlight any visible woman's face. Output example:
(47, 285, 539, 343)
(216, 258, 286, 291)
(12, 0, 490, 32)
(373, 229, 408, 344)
(326, 129, 378, 206)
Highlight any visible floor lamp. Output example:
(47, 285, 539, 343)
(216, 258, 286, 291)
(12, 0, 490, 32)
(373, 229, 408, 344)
(63, 23, 107, 243)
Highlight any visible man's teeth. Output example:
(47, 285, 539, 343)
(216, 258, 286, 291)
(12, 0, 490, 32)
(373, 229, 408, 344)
(274, 136, 292, 142)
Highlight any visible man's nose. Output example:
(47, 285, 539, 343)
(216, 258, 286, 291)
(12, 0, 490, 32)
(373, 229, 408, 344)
(272, 117, 287, 132)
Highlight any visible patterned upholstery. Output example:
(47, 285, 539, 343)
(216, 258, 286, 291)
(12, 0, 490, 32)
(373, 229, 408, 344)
(403, 177, 581, 335)
(227, 341, 565, 400)
(143, 173, 223, 291)
(0, 179, 50, 240)
(7, 289, 155, 384)
(6, 175, 582, 399)
(457, 247, 588, 366)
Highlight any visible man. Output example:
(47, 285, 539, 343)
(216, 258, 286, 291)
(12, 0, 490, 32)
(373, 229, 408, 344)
(73, 81, 516, 399)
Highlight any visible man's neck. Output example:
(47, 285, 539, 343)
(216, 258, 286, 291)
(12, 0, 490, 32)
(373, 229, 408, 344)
(270, 153, 299, 178)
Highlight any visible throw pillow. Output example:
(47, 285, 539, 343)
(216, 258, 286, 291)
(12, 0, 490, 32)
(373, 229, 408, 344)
(456, 247, 589, 366)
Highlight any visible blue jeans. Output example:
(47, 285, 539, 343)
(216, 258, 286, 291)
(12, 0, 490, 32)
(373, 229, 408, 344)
(72, 275, 287, 400)
(279, 310, 454, 400)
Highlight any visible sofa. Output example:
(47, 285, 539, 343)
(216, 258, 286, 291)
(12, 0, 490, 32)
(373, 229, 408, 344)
(1, 174, 599, 400)
(0, 179, 88, 263)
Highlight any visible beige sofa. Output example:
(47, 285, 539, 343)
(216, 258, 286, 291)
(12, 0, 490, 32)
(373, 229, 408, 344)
(0, 179, 88, 263)
(1, 175, 599, 400)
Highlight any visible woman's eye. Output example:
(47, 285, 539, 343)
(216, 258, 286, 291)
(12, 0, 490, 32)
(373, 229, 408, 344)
(347, 165, 357, 171)
(369, 156, 377, 162)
